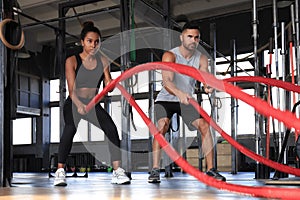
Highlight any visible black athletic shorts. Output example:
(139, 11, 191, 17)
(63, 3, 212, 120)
(154, 101, 202, 131)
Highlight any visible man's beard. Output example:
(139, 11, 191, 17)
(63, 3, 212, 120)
(184, 43, 197, 51)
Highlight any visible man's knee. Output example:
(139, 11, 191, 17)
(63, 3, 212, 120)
(194, 119, 210, 133)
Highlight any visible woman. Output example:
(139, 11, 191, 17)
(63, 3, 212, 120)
(54, 21, 130, 186)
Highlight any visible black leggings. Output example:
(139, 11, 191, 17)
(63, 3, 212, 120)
(57, 97, 121, 164)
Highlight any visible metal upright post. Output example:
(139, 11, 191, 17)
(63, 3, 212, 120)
(230, 39, 238, 174)
(58, 3, 67, 141)
(280, 21, 287, 165)
(0, 0, 5, 187)
(252, 0, 263, 178)
(273, 0, 283, 165)
(163, 0, 171, 54)
(295, 0, 300, 86)
(162, 0, 173, 176)
(148, 52, 155, 171)
(209, 23, 218, 170)
(2, 0, 16, 187)
(196, 86, 203, 171)
(289, 4, 296, 110)
(280, 22, 287, 108)
(120, 0, 131, 175)
(272, 23, 292, 180)
(295, 0, 300, 120)
(253, 0, 270, 178)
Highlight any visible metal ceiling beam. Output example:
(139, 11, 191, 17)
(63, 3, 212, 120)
(59, 0, 104, 10)
(14, 9, 78, 39)
(134, 0, 165, 27)
(20, 5, 120, 29)
(134, 0, 181, 28)
(18, 0, 63, 9)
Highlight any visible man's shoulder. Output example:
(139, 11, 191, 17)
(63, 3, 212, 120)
(162, 50, 176, 62)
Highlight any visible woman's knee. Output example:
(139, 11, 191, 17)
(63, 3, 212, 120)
(61, 124, 77, 140)
(157, 118, 170, 135)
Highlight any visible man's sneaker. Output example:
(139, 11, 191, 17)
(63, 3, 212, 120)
(148, 168, 161, 183)
(206, 168, 226, 181)
(111, 167, 131, 185)
(54, 168, 67, 186)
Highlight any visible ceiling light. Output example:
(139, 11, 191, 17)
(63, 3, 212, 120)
(277, 0, 293, 8)
(17, 47, 30, 59)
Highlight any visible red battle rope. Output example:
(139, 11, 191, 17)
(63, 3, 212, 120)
(117, 82, 300, 199)
(86, 62, 300, 199)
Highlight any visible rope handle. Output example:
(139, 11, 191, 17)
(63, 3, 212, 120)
(0, 18, 25, 50)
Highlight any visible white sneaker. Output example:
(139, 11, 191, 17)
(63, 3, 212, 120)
(111, 167, 131, 184)
(54, 168, 67, 186)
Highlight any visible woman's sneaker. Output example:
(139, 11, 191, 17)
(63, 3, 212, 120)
(148, 168, 160, 183)
(54, 168, 67, 186)
(111, 167, 131, 184)
(206, 168, 226, 181)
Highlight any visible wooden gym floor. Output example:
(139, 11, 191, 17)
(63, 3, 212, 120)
(1, 171, 299, 200)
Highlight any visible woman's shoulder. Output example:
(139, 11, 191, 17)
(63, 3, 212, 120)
(98, 53, 109, 66)
(65, 54, 78, 69)
(66, 54, 78, 61)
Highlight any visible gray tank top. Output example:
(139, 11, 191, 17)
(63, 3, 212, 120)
(155, 47, 201, 102)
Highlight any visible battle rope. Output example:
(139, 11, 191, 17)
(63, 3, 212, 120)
(117, 82, 300, 199)
(99, 62, 300, 130)
(86, 62, 300, 174)
(86, 62, 300, 199)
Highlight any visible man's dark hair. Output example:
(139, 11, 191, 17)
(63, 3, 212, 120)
(181, 21, 200, 33)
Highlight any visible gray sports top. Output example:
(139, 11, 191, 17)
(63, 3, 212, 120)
(155, 47, 201, 102)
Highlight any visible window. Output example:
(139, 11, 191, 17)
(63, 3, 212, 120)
(50, 79, 60, 102)
(50, 107, 60, 143)
(214, 53, 255, 135)
(90, 124, 105, 141)
(73, 120, 88, 142)
(50, 105, 90, 143)
(13, 118, 32, 145)
(130, 99, 149, 139)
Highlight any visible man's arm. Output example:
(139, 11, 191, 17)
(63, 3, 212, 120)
(199, 54, 213, 93)
(161, 51, 191, 105)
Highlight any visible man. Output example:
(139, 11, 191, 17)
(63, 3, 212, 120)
(148, 22, 226, 183)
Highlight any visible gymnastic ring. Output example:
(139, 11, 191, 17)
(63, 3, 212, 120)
(0, 18, 25, 50)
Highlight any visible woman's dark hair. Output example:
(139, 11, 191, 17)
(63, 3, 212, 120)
(181, 21, 200, 33)
(80, 21, 102, 40)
